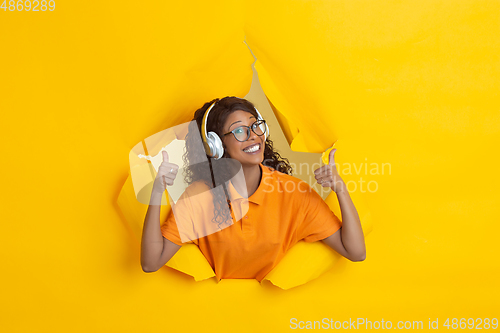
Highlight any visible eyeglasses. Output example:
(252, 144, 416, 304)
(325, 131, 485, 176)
(223, 120, 267, 142)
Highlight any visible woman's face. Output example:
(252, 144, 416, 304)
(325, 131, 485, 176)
(222, 110, 265, 166)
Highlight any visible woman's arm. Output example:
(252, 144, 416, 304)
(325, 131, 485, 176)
(321, 181, 366, 261)
(314, 148, 366, 261)
(141, 191, 181, 272)
(140, 151, 181, 272)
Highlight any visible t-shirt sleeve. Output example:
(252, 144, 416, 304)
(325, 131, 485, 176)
(161, 209, 192, 246)
(295, 183, 342, 243)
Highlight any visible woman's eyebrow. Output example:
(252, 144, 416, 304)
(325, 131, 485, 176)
(228, 116, 256, 131)
(228, 120, 241, 130)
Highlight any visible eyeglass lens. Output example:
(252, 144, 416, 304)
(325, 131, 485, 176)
(234, 121, 266, 141)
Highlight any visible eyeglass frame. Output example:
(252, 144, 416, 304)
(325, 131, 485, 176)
(223, 119, 267, 142)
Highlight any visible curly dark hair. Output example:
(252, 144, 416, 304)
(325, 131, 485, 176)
(182, 96, 293, 229)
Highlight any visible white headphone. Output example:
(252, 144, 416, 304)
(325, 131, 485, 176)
(201, 98, 269, 160)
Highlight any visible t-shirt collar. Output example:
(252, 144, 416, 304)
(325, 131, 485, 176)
(226, 163, 271, 205)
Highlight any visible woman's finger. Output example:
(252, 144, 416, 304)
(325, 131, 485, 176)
(328, 149, 337, 166)
(161, 174, 174, 187)
(158, 164, 177, 172)
(317, 172, 332, 181)
(163, 173, 176, 180)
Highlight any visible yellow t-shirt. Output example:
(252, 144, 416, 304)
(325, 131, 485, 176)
(161, 163, 342, 282)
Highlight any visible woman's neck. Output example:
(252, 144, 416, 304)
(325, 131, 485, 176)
(241, 163, 262, 197)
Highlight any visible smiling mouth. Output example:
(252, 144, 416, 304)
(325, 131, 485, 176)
(243, 143, 261, 153)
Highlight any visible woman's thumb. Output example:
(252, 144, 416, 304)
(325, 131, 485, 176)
(329, 149, 337, 166)
(162, 150, 169, 163)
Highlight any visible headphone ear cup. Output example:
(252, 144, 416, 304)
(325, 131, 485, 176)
(206, 131, 224, 160)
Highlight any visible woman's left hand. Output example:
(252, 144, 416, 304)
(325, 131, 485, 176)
(314, 148, 346, 193)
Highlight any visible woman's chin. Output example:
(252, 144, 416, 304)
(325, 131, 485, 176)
(237, 155, 263, 167)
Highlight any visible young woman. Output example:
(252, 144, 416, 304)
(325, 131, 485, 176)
(140, 96, 366, 281)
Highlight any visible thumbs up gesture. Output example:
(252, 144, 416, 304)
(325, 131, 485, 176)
(314, 148, 346, 193)
(152, 151, 179, 194)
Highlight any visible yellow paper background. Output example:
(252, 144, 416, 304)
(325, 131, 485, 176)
(1, 0, 499, 332)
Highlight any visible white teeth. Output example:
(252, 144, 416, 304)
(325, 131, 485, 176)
(243, 144, 260, 153)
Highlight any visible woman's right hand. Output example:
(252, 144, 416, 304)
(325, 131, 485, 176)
(152, 151, 179, 194)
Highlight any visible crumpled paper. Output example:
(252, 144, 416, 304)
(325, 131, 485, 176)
(118, 143, 372, 289)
